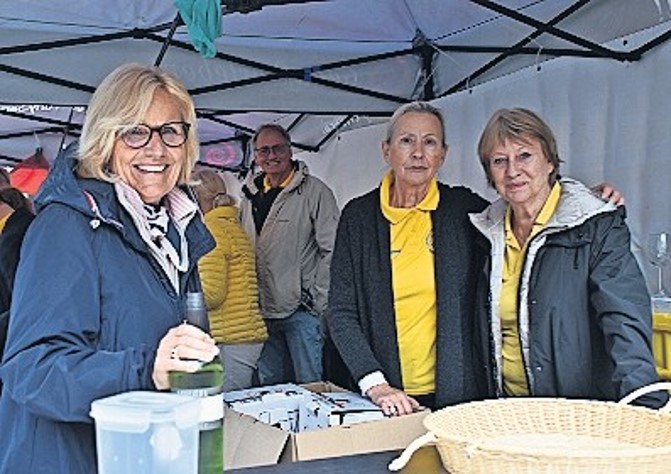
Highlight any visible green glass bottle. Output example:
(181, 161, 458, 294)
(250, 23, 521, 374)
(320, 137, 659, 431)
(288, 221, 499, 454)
(169, 291, 224, 474)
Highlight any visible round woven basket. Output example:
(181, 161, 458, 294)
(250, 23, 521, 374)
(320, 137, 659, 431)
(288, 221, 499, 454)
(389, 383, 671, 474)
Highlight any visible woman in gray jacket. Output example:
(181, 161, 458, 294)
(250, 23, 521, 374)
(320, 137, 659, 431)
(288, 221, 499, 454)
(470, 107, 665, 408)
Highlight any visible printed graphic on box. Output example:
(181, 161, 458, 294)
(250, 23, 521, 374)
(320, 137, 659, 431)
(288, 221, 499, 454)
(223, 383, 384, 432)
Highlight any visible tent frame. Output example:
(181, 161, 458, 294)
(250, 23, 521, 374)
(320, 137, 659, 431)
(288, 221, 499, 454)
(1, 0, 670, 169)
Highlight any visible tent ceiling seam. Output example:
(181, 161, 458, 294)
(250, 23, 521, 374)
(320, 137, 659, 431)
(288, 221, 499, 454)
(440, 0, 627, 98)
(0, 25, 173, 55)
(471, 0, 635, 60)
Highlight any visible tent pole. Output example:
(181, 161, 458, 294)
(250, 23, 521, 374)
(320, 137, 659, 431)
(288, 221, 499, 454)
(412, 29, 435, 101)
(155, 13, 183, 67)
(56, 108, 75, 153)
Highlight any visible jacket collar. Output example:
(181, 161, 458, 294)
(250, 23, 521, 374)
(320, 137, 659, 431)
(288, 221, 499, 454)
(470, 177, 617, 240)
(243, 160, 309, 196)
(33, 141, 214, 267)
(34, 141, 94, 216)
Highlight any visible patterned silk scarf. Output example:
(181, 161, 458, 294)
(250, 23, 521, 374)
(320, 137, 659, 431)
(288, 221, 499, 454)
(115, 181, 196, 292)
(143, 202, 170, 243)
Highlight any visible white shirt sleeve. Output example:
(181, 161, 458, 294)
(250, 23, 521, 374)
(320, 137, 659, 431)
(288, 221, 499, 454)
(358, 371, 388, 396)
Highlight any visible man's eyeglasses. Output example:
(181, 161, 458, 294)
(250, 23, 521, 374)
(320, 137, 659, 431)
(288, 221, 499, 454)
(119, 122, 190, 149)
(254, 143, 290, 158)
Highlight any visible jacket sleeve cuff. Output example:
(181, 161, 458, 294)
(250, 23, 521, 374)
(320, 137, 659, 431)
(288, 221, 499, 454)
(358, 371, 387, 397)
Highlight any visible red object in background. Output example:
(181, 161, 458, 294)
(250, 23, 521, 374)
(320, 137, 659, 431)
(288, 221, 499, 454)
(10, 148, 50, 196)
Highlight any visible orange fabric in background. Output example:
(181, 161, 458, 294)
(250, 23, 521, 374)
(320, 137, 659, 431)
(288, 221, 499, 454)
(10, 149, 50, 196)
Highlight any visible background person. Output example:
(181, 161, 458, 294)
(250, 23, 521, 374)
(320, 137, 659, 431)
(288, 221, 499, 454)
(0, 187, 35, 393)
(470, 107, 665, 407)
(0, 187, 35, 313)
(0, 63, 218, 473)
(0, 167, 10, 189)
(192, 167, 268, 391)
(240, 124, 339, 385)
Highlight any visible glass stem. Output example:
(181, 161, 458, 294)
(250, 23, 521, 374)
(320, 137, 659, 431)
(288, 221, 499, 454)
(659, 266, 665, 295)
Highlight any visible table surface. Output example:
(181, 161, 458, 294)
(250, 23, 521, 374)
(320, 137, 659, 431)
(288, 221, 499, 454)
(227, 447, 447, 473)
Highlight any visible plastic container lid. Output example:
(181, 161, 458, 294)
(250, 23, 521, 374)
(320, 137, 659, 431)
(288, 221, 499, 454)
(90, 391, 200, 433)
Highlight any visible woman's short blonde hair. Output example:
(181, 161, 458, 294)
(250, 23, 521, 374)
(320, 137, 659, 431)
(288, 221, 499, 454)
(191, 168, 235, 210)
(77, 63, 199, 185)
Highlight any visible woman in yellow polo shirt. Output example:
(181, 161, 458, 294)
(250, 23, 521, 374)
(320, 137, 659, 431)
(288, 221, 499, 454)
(327, 101, 491, 416)
(327, 102, 626, 416)
(470, 108, 665, 407)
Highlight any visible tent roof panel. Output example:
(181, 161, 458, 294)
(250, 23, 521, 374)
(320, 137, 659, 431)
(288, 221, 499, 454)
(1, 0, 670, 165)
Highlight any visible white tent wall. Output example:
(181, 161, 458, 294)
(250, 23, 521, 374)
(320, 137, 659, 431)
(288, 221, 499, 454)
(298, 25, 671, 295)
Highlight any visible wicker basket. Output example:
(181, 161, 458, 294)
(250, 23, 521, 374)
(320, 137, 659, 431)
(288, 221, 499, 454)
(389, 383, 671, 474)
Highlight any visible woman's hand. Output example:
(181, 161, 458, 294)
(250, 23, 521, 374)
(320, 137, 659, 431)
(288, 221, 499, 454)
(152, 323, 220, 390)
(592, 182, 625, 206)
(366, 383, 421, 417)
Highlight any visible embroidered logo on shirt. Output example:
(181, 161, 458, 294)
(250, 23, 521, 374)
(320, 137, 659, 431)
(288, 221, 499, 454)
(426, 231, 434, 253)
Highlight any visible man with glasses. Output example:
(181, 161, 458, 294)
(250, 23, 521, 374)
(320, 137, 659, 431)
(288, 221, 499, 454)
(240, 124, 339, 385)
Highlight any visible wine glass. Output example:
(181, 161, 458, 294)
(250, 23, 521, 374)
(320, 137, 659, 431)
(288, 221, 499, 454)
(647, 232, 671, 298)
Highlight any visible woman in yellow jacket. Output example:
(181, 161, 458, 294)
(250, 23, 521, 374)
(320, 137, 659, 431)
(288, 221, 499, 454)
(192, 168, 268, 391)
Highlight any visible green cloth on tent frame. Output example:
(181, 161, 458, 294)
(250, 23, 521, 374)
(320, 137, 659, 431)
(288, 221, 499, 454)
(174, 0, 222, 58)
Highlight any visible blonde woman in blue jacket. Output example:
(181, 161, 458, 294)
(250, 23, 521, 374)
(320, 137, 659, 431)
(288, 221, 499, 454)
(0, 64, 218, 473)
(193, 168, 267, 391)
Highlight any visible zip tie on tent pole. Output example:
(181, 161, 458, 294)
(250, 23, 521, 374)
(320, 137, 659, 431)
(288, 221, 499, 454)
(535, 44, 543, 72)
(33, 131, 42, 152)
(303, 66, 319, 82)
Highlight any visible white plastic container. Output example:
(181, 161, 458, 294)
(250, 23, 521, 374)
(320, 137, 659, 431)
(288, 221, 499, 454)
(90, 391, 200, 474)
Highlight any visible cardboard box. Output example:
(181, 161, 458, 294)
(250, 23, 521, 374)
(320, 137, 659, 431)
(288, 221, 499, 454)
(224, 382, 385, 433)
(317, 390, 386, 426)
(223, 381, 428, 470)
(224, 384, 306, 433)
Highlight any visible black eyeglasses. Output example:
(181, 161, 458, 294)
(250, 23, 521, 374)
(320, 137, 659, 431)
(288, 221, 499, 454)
(254, 143, 291, 158)
(119, 122, 190, 149)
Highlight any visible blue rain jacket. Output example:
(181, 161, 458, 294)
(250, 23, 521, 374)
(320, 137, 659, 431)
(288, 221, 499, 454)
(0, 144, 214, 473)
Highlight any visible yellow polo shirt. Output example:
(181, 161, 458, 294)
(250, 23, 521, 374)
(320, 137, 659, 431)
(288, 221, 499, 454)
(500, 182, 561, 396)
(380, 171, 438, 395)
(0, 212, 12, 233)
(263, 168, 295, 191)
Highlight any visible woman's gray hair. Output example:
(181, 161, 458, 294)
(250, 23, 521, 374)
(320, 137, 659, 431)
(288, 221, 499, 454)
(477, 107, 561, 187)
(252, 123, 291, 147)
(385, 101, 446, 147)
(77, 63, 199, 185)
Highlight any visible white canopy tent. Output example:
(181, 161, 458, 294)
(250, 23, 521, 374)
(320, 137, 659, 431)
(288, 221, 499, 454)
(1, 0, 670, 166)
(1, 0, 671, 290)
(299, 22, 671, 294)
